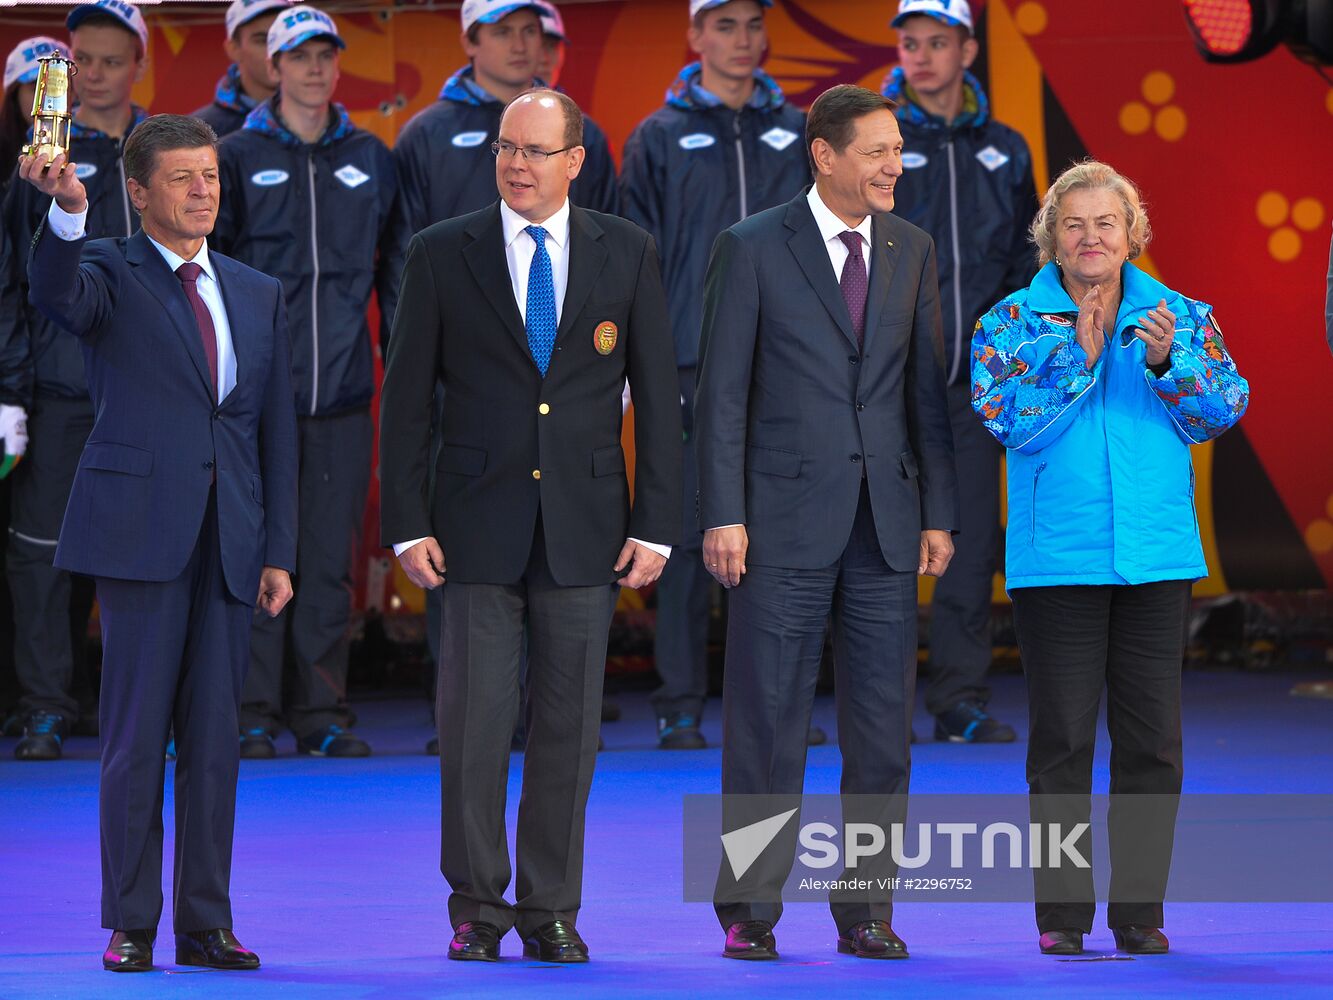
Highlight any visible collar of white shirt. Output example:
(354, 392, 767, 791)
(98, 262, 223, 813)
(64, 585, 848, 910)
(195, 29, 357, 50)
(500, 198, 572, 251)
(146, 234, 218, 284)
(806, 185, 872, 249)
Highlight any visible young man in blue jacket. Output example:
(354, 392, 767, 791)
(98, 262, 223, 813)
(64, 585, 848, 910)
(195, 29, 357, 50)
(883, 0, 1037, 743)
(535, 1, 566, 87)
(0, 0, 149, 760)
(394, 0, 619, 235)
(620, 0, 810, 750)
(212, 6, 409, 759)
(191, 0, 291, 138)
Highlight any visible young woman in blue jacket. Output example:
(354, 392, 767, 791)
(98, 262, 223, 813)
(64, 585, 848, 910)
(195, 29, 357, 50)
(971, 160, 1249, 957)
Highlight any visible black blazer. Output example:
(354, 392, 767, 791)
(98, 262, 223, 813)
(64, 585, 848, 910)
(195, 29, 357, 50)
(695, 189, 958, 571)
(379, 202, 682, 586)
(28, 227, 298, 604)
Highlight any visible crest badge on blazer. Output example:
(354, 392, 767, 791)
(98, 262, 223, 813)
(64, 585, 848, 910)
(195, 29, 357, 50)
(594, 321, 618, 355)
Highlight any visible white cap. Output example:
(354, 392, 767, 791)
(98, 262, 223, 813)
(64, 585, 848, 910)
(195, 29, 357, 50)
(226, 0, 293, 41)
(267, 5, 345, 58)
(66, 1, 149, 52)
(538, 2, 566, 41)
(891, 0, 974, 35)
(5, 36, 70, 90)
(461, 0, 548, 34)
(690, 0, 772, 17)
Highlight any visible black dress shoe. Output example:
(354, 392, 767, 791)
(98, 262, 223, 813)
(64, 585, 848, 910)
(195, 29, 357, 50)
(426, 735, 440, 755)
(1039, 928, 1084, 955)
(837, 920, 908, 959)
(175, 928, 260, 969)
(103, 929, 154, 972)
(522, 920, 588, 962)
(723, 920, 777, 960)
(807, 726, 827, 746)
(448, 921, 501, 961)
(1113, 924, 1169, 954)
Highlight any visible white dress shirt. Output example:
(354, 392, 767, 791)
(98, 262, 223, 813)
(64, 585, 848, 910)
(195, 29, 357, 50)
(806, 184, 872, 277)
(501, 196, 570, 325)
(47, 200, 237, 401)
(393, 199, 670, 561)
(705, 187, 873, 533)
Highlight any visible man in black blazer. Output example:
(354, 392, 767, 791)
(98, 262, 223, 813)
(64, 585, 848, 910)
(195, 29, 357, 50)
(695, 85, 958, 961)
(21, 115, 297, 972)
(379, 89, 680, 964)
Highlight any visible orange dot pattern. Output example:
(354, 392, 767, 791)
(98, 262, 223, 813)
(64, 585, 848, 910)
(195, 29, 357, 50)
(1120, 71, 1188, 141)
(1255, 191, 1326, 262)
(1015, 2, 1048, 35)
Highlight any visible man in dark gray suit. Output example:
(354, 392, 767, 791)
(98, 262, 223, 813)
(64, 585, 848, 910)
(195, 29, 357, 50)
(695, 84, 958, 961)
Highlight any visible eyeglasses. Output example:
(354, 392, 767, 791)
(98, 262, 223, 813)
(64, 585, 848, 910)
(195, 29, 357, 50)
(491, 141, 576, 163)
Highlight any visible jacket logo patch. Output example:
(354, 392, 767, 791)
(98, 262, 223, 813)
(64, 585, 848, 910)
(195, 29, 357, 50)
(901, 151, 928, 169)
(251, 169, 289, 186)
(73, 162, 98, 179)
(759, 127, 798, 151)
(334, 164, 370, 188)
(451, 131, 488, 148)
(678, 133, 716, 150)
(976, 145, 1010, 171)
(594, 321, 618, 355)
(1039, 313, 1075, 327)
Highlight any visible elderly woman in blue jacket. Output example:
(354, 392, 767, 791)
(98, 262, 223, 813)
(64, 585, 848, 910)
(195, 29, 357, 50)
(971, 160, 1248, 957)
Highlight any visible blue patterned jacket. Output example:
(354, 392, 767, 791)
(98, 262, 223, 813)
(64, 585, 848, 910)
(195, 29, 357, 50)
(971, 262, 1249, 589)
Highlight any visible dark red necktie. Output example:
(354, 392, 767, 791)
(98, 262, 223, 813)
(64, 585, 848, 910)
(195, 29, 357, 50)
(838, 230, 867, 351)
(175, 262, 218, 400)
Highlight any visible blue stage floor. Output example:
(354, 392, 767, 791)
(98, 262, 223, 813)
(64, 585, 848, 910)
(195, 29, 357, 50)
(3, 671, 1331, 998)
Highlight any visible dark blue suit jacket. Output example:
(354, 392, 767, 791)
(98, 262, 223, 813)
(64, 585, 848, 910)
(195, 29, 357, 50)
(695, 189, 959, 571)
(28, 225, 298, 604)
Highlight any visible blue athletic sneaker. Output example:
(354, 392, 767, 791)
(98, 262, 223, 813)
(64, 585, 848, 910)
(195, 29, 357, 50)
(296, 724, 370, 757)
(657, 713, 706, 750)
(240, 728, 276, 759)
(933, 700, 1016, 743)
(15, 711, 66, 760)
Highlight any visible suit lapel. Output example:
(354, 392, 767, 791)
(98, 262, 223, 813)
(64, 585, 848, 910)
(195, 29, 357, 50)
(785, 195, 860, 353)
(462, 204, 528, 360)
(861, 215, 901, 355)
(212, 253, 250, 404)
(125, 231, 215, 399)
(556, 207, 608, 345)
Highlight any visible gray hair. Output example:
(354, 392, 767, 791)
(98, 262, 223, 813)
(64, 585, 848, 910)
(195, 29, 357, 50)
(1030, 159, 1152, 266)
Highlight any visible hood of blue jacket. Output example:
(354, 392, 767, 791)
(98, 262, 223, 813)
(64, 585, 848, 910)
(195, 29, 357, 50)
(242, 94, 356, 148)
(210, 63, 261, 116)
(881, 65, 989, 130)
(60, 104, 149, 142)
(438, 64, 549, 104)
(665, 62, 786, 112)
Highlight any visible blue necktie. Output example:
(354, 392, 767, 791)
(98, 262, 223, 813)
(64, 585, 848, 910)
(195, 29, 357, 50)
(525, 225, 557, 376)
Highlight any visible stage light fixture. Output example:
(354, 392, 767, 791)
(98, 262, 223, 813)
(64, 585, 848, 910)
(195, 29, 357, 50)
(1182, 0, 1333, 63)
(1182, 0, 1288, 61)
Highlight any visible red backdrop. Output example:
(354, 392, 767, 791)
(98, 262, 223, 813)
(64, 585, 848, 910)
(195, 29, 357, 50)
(2, 0, 1330, 606)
